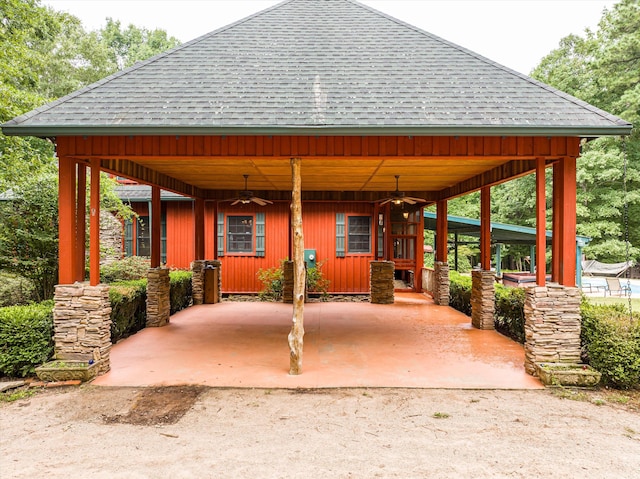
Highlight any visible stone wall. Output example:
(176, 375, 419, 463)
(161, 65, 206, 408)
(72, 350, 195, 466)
(370, 261, 394, 304)
(146, 268, 170, 327)
(53, 283, 112, 375)
(433, 262, 450, 306)
(282, 260, 294, 304)
(100, 211, 124, 264)
(524, 284, 581, 375)
(471, 270, 495, 329)
(191, 260, 222, 305)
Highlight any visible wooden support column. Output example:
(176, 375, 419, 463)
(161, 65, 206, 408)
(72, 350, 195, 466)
(213, 201, 219, 260)
(480, 187, 491, 270)
(535, 158, 546, 286)
(194, 197, 205, 261)
(89, 159, 101, 286)
(288, 157, 305, 375)
(436, 200, 448, 263)
(150, 186, 162, 268)
(559, 156, 577, 286)
(551, 163, 562, 282)
(58, 156, 77, 285)
(415, 207, 425, 292)
(76, 163, 87, 282)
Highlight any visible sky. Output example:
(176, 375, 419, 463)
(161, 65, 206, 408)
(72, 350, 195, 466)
(41, 0, 617, 75)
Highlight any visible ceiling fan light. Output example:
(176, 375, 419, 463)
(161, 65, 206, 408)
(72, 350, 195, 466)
(392, 198, 403, 205)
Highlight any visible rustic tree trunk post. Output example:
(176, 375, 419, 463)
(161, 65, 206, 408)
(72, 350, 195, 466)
(288, 157, 305, 375)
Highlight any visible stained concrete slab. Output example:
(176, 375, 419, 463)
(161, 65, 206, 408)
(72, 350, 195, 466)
(93, 293, 542, 389)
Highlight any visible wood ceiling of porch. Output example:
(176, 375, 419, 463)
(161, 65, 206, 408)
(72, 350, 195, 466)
(58, 134, 581, 201)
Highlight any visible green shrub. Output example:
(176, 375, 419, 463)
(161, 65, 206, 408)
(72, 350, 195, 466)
(306, 260, 330, 299)
(257, 263, 284, 301)
(100, 256, 151, 283)
(581, 301, 640, 389)
(170, 270, 192, 314)
(0, 301, 54, 377)
(494, 284, 526, 343)
(109, 280, 147, 343)
(449, 271, 472, 316)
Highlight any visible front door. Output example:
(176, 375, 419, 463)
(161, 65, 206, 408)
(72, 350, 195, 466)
(389, 208, 422, 291)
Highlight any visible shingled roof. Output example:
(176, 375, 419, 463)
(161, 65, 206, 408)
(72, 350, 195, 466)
(2, 0, 631, 137)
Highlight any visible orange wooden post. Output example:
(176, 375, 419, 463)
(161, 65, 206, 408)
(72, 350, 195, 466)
(150, 186, 162, 268)
(194, 197, 205, 261)
(89, 159, 101, 286)
(436, 200, 448, 263)
(480, 187, 491, 271)
(560, 156, 577, 286)
(213, 201, 219, 260)
(415, 206, 425, 292)
(535, 158, 546, 286)
(76, 163, 87, 282)
(551, 162, 563, 282)
(58, 156, 77, 285)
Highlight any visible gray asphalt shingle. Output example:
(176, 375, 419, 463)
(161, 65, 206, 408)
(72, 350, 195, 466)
(2, 0, 631, 135)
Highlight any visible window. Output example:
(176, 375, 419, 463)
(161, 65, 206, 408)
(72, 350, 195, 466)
(348, 216, 371, 253)
(136, 216, 150, 257)
(227, 215, 253, 253)
(124, 212, 166, 260)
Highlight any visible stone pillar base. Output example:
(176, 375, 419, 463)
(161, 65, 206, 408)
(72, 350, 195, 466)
(53, 283, 112, 376)
(282, 261, 294, 303)
(524, 283, 581, 375)
(370, 261, 394, 304)
(146, 268, 170, 327)
(433, 261, 450, 306)
(471, 270, 495, 329)
(191, 260, 222, 305)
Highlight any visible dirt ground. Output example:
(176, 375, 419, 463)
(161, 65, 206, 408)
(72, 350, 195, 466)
(1, 385, 639, 478)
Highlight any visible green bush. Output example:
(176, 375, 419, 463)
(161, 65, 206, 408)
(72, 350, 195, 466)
(257, 263, 284, 301)
(581, 301, 640, 389)
(170, 270, 192, 314)
(100, 256, 151, 283)
(0, 301, 54, 377)
(494, 284, 526, 343)
(109, 280, 147, 343)
(449, 271, 472, 316)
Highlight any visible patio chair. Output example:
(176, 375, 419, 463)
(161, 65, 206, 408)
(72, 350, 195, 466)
(605, 277, 632, 297)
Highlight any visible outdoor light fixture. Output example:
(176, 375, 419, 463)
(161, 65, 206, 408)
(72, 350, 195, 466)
(403, 211, 409, 219)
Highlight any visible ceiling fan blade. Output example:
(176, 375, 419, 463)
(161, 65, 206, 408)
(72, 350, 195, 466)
(378, 198, 393, 205)
(404, 196, 427, 203)
(231, 199, 242, 206)
(403, 198, 417, 205)
(251, 197, 272, 206)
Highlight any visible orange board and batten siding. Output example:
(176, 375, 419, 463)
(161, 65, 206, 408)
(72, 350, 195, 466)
(130, 200, 377, 294)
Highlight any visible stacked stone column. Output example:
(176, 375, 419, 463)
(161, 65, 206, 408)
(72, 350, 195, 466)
(433, 261, 450, 306)
(370, 261, 394, 304)
(53, 283, 112, 375)
(146, 267, 170, 327)
(523, 284, 581, 375)
(191, 260, 222, 305)
(471, 270, 495, 329)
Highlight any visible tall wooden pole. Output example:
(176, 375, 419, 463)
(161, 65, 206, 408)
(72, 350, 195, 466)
(76, 163, 87, 282)
(89, 159, 101, 286)
(150, 186, 162, 268)
(288, 157, 305, 375)
(535, 158, 546, 286)
(480, 187, 491, 270)
(58, 155, 77, 285)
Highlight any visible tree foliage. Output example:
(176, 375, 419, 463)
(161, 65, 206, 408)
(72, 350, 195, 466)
(491, 0, 640, 263)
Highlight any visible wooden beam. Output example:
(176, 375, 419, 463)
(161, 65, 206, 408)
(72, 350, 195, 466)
(100, 158, 205, 199)
(436, 200, 448, 263)
(58, 156, 77, 285)
(437, 159, 542, 201)
(535, 158, 546, 286)
(89, 159, 101, 286)
(480, 187, 491, 270)
(194, 197, 205, 261)
(76, 163, 87, 282)
(560, 156, 577, 286)
(288, 157, 305, 375)
(151, 186, 162, 268)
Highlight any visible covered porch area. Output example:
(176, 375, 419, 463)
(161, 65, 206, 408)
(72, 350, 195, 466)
(93, 293, 542, 389)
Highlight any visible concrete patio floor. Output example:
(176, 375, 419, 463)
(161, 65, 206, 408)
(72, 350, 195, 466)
(93, 293, 542, 389)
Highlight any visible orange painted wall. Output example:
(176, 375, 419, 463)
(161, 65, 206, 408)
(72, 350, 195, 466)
(129, 200, 377, 294)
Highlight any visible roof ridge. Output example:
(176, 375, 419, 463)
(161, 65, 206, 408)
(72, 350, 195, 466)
(349, 0, 629, 128)
(4, 0, 294, 128)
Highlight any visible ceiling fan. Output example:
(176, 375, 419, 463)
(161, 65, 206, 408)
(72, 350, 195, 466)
(377, 175, 427, 206)
(224, 175, 273, 206)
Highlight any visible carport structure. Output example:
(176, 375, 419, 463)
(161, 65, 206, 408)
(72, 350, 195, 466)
(2, 0, 631, 379)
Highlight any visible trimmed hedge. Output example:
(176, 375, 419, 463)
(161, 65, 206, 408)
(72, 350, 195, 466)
(494, 284, 526, 344)
(581, 302, 640, 389)
(449, 271, 472, 316)
(109, 280, 147, 343)
(170, 270, 193, 314)
(0, 301, 54, 377)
